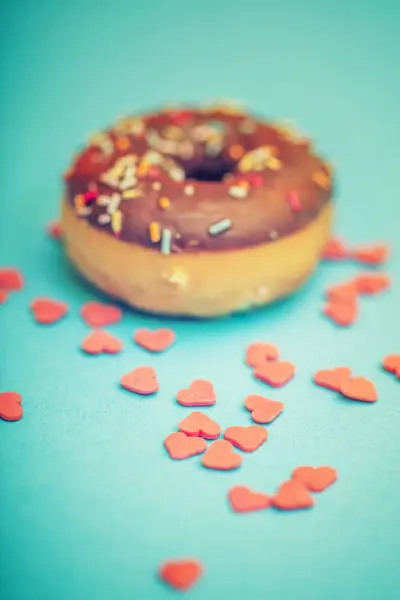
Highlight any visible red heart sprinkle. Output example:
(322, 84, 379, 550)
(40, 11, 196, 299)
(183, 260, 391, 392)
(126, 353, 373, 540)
(46, 221, 63, 239)
(314, 367, 352, 391)
(254, 361, 295, 387)
(352, 243, 389, 265)
(382, 354, 400, 378)
(179, 412, 220, 439)
(133, 328, 176, 352)
(224, 425, 268, 452)
(159, 559, 203, 591)
(30, 297, 68, 324)
(0, 267, 24, 291)
(246, 342, 279, 367)
(321, 237, 349, 261)
(81, 330, 123, 354)
(325, 281, 358, 304)
(0, 290, 8, 304)
(340, 376, 378, 402)
(355, 272, 390, 294)
(81, 301, 122, 327)
(272, 480, 314, 510)
(177, 380, 216, 407)
(244, 395, 284, 424)
(323, 300, 358, 327)
(120, 367, 158, 395)
(164, 432, 207, 460)
(0, 392, 23, 422)
(202, 440, 242, 470)
(292, 466, 338, 492)
(228, 485, 272, 513)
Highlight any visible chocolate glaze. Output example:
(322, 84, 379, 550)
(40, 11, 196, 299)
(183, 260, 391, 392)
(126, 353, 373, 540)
(64, 106, 333, 252)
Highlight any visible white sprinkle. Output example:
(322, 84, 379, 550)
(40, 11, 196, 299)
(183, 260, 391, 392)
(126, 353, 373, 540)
(165, 267, 188, 287)
(119, 175, 138, 191)
(106, 193, 121, 215)
(77, 207, 92, 217)
(184, 184, 195, 196)
(208, 218, 232, 236)
(169, 166, 185, 182)
(257, 285, 269, 299)
(161, 229, 172, 255)
(152, 181, 162, 191)
(98, 214, 111, 225)
(269, 230, 278, 240)
(97, 194, 110, 206)
(99, 173, 120, 188)
(229, 185, 248, 199)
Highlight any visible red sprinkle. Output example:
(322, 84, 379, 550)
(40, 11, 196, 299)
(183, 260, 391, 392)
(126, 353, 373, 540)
(0, 290, 8, 304)
(246, 342, 279, 367)
(176, 380, 216, 407)
(382, 354, 400, 378)
(228, 485, 272, 513)
(340, 376, 378, 402)
(179, 412, 220, 440)
(30, 297, 68, 324)
(159, 559, 203, 591)
(0, 267, 24, 291)
(244, 395, 284, 424)
(224, 425, 268, 452)
(0, 392, 23, 422)
(133, 328, 175, 352)
(202, 440, 242, 470)
(164, 432, 207, 460)
(287, 190, 302, 213)
(325, 281, 358, 304)
(47, 221, 63, 239)
(314, 367, 351, 392)
(323, 300, 358, 327)
(120, 366, 158, 395)
(352, 243, 389, 265)
(321, 237, 349, 261)
(355, 272, 390, 295)
(81, 330, 123, 354)
(292, 466, 338, 492)
(272, 480, 314, 510)
(83, 191, 98, 204)
(254, 361, 295, 387)
(81, 301, 122, 327)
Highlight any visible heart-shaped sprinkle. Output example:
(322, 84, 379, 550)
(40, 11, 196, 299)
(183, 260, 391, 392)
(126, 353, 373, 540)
(321, 237, 349, 260)
(164, 432, 207, 460)
(224, 425, 268, 452)
(0, 392, 23, 422)
(355, 272, 390, 294)
(159, 559, 203, 591)
(352, 243, 389, 265)
(202, 440, 242, 470)
(340, 376, 377, 402)
(0, 290, 8, 304)
(244, 395, 284, 424)
(120, 367, 158, 395)
(179, 412, 220, 439)
(81, 301, 122, 327)
(382, 354, 400, 378)
(30, 297, 68, 324)
(81, 330, 123, 354)
(323, 301, 358, 327)
(133, 328, 175, 352)
(0, 267, 24, 290)
(325, 281, 358, 304)
(177, 380, 216, 407)
(272, 480, 314, 510)
(314, 367, 351, 392)
(228, 485, 271, 513)
(46, 221, 63, 239)
(254, 361, 295, 387)
(245, 342, 279, 367)
(292, 466, 338, 492)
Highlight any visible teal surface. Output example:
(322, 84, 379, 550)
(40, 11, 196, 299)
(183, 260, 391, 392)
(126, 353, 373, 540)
(1, 1, 400, 599)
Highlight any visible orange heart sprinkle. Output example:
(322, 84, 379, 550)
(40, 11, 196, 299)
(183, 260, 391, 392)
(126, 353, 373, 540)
(254, 361, 295, 387)
(120, 367, 158, 395)
(81, 330, 123, 354)
(0, 392, 23, 422)
(30, 297, 68, 324)
(133, 328, 175, 352)
(159, 559, 203, 591)
(340, 376, 378, 402)
(272, 480, 314, 510)
(202, 440, 242, 470)
(292, 466, 338, 492)
(176, 380, 216, 407)
(81, 301, 122, 327)
(224, 425, 267, 452)
(245, 342, 279, 367)
(244, 395, 284, 424)
(314, 367, 351, 392)
(179, 412, 220, 440)
(164, 432, 207, 460)
(352, 243, 389, 265)
(228, 485, 272, 513)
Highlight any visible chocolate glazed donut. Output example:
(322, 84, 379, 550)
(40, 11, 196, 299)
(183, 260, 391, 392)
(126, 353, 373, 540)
(62, 103, 334, 317)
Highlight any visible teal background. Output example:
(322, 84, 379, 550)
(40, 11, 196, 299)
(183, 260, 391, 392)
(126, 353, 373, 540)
(1, 1, 400, 599)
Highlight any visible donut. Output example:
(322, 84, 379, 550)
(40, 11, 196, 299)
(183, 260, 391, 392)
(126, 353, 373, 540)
(61, 103, 334, 317)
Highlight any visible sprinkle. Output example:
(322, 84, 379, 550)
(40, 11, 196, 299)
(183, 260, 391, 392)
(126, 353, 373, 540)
(98, 214, 111, 225)
(208, 218, 232, 236)
(162, 125, 184, 141)
(111, 209, 123, 234)
(106, 193, 121, 214)
(149, 221, 161, 243)
(287, 190, 302, 213)
(179, 140, 195, 159)
(159, 196, 171, 210)
(115, 136, 131, 151)
(229, 185, 248, 199)
(312, 170, 331, 189)
(266, 156, 282, 170)
(238, 118, 256, 134)
(122, 188, 142, 199)
(229, 144, 245, 160)
(269, 230, 278, 240)
(169, 166, 185, 182)
(97, 194, 110, 206)
(165, 267, 188, 287)
(152, 181, 162, 191)
(137, 161, 150, 177)
(161, 229, 172, 255)
(30, 297, 68, 324)
(184, 184, 195, 196)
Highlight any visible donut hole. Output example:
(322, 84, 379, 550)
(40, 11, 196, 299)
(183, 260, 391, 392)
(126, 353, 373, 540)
(185, 160, 235, 182)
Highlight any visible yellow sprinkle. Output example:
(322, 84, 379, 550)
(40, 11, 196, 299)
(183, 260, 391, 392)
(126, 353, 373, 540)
(137, 161, 150, 177)
(237, 180, 250, 189)
(229, 144, 245, 160)
(166, 267, 188, 287)
(238, 155, 253, 172)
(115, 136, 131, 151)
(267, 157, 282, 171)
(111, 209, 123, 234)
(312, 170, 330, 189)
(149, 221, 161, 243)
(158, 196, 171, 210)
(122, 188, 142, 199)
(74, 194, 84, 210)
